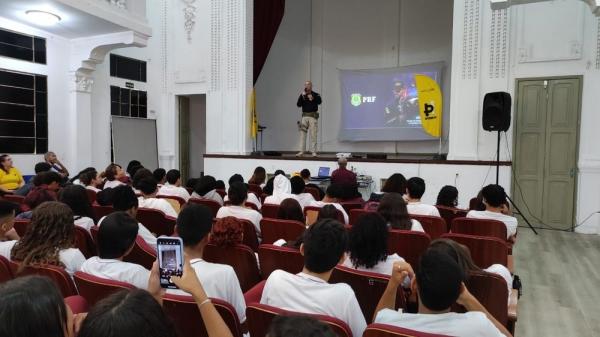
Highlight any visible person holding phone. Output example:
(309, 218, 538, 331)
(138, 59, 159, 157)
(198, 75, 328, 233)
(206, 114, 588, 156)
(296, 81, 322, 157)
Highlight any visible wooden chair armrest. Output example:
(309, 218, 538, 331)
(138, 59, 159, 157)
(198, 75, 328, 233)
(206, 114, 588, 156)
(508, 289, 518, 321)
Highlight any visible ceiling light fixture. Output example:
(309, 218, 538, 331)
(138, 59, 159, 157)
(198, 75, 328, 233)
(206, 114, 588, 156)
(25, 10, 61, 26)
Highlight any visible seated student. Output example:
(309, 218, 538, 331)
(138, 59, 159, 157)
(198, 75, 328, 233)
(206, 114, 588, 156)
(0, 201, 20, 258)
(377, 193, 424, 232)
(132, 168, 154, 194)
(367, 173, 407, 204)
(260, 219, 366, 337)
(405, 177, 441, 217)
(374, 249, 512, 337)
(316, 204, 339, 222)
(168, 204, 247, 322)
(268, 315, 335, 337)
(277, 198, 305, 223)
(191, 175, 224, 205)
(126, 160, 142, 178)
(436, 185, 460, 208)
(210, 216, 245, 248)
(308, 184, 349, 224)
(102, 163, 126, 189)
(79, 169, 102, 192)
(248, 166, 267, 187)
(223, 173, 262, 209)
(136, 177, 178, 218)
(216, 182, 262, 234)
(215, 180, 226, 191)
(467, 184, 518, 241)
(69, 167, 95, 186)
(58, 185, 96, 233)
(153, 168, 167, 187)
(11, 202, 86, 276)
(81, 212, 151, 289)
(290, 175, 316, 209)
(263, 170, 286, 195)
(13, 162, 52, 196)
(300, 168, 325, 200)
(264, 174, 298, 206)
(17, 172, 61, 219)
(342, 213, 405, 275)
(158, 169, 191, 202)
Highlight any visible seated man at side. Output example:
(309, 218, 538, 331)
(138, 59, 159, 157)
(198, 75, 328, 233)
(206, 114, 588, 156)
(81, 212, 151, 289)
(216, 182, 262, 235)
(374, 249, 512, 337)
(168, 204, 246, 322)
(158, 169, 191, 202)
(223, 173, 262, 210)
(260, 219, 366, 337)
(330, 157, 357, 186)
(137, 177, 178, 218)
(405, 177, 441, 217)
(467, 184, 518, 241)
(308, 184, 349, 224)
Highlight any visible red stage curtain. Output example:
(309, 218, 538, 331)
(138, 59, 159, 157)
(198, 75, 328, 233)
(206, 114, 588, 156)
(253, 0, 285, 84)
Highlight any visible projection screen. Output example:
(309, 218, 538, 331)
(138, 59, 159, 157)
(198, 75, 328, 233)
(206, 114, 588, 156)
(111, 116, 159, 171)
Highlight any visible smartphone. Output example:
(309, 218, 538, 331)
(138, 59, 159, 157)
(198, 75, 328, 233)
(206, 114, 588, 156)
(157, 236, 184, 289)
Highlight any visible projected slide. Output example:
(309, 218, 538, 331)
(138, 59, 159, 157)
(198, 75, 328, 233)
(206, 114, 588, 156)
(339, 62, 443, 141)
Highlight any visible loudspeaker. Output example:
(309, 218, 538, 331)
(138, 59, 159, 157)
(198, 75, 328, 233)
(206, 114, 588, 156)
(482, 92, 511, 131)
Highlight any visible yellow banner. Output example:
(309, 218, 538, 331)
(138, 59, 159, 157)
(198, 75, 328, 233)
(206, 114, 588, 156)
(250, 88, 258, 139)
(415, 74, 442, 138)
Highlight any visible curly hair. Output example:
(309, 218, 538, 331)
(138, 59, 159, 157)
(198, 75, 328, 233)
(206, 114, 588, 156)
(11, 201, 75, 270)
(210, 217, 243, 247)
(377, 192, 412, 230)
(436, 185, 458, 207)
(348, 213, 389, 269)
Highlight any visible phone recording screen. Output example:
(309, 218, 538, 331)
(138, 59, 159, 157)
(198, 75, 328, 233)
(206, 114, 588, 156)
(157, 237, 184, 289)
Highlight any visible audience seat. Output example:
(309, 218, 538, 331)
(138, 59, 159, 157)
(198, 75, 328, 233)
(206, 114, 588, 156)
(304, 186, 321, 201)
(261, 204, 280, 219)
(92, 205, 114, 220)
(452, 271, 509, 328)
(157, 195, 187, 207)
(136, 208, 176, 237)
(243, 279, 266, 304)
(73, 271, 135, 306)
(85, 189, 97, 204)
(157, 197, 181, 214)
(257, 244, 304, 279)
(340, 202, 363, 215)
(2, 194, 25, 205)
(441, 233, 508, 268)
(64, 295, 90, 315)
(260, 193, 268, 204)
(330, 266, 407, 323)
(204, 243, 261, 292)
(409, 215, 447, 240)
(451, 217, 507, 242)
(163, 294, 244, 337)
(123, 236, 157, 270)
(363, 323, 451, 337)
(246, 303, 353, 337)
(0, 255, 14, 283)
(188, 198, 221, 218)
(73, 226, 97, 258)
(240, 219, 260, 252)
(349, 209, 375, 226)
(13, 219, 30, 237)
(304, 206, 345, 225)
(10, 261, 77, 297)
(435, 206, 468, 232)
(387, 230, 431, 271)
(260, 218, 305, 244)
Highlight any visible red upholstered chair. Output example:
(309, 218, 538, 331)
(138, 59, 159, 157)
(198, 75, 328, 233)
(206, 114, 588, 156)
(261, 204, 280, 219)
(204, 243, 261, 292)
(13, 219, 30, 237)
(163, 294, 244, 337)
(246, 303, 353, 337)
(157, 195, 187, 207)
(244, 279, 266, 304)
(363, 323, 451, 337)
(441, 233, 508, 267)
(340, 202, 363, 215)
(10, 261, 77, 297)
(188, 198, 221, 218)
(74, 271, 135, 306)
(260, 218, 305, 244)
(435, 206, 468, 232)
(240, 219, 260, 252)
(387, 230, 431, 271)
(248, 184, 263, 198)
(90, 225, 99, 243)
(452, 271, 509, 327)
(304, 206, 345, 225)
(451, 217, 507, 242)
(73, 226, 97, 258)
(2, 194, 25, 204)
(0, 255, 14, 283)
(64, 295, 90, 314)
(136, 208, 176, 237)
(123, 236, 157, 270)
(304, 186, 321, 201)
(349, 209, 375, 226)
(469, 197, 485, 211)
(409, 215, 447, 240)
(85, 189, 97, 204)
(216, 189, 227, 199)
(92, 204, 114, 220)
(257, 244, 304, 279)
(330, 266, 406, 323)
(245, 202, 259, 211)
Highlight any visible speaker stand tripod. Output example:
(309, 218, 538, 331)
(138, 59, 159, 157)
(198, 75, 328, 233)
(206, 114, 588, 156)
(494, 131, 538, 235)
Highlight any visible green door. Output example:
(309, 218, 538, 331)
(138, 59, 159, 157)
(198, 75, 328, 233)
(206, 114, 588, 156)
(513, 78, 581, 230)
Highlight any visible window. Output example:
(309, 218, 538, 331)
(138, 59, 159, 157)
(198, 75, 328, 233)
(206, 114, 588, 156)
(110, 85, 147, 118)
(109, 54, 146, 82)
(0, 69, 48, 153)
(0, 28, 46, 64)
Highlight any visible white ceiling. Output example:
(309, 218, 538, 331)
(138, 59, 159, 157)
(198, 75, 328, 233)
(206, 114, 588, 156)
(0, 0, 129, 38)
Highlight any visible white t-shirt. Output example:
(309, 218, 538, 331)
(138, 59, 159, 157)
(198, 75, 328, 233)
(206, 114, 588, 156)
(98, 216, 157, 249)
(224, 193, 262, 210)
(85, 185, 101, 193)
(216, 205, 263, 235)
(387, 219, 425, 232)
(0, 241, 84, 277)
(295, 193, 316, 210)
(375, 309, 505, 337)
(342, 253, 405, 276)
(261, 270, 366, 337)
(466, 210, 518, 239)
(308, 201, 349, 224)
(484, 264, 513, 301)
(159, 183, 191, 202)
(81, 256, 150, 289)
(0, 240, 17, 259)
(191, 190, 224, 206)
(407, 202, 441, 217)
(103, 180, 124, 189)
(74, 216, 95, 233)
(168, 258, 246, 322)
(138, 197, 178, 218)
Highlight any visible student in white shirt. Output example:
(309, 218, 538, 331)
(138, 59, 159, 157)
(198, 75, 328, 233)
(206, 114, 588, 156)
(223, 174, 262, 210)
(377, 193, 424, 232)
(81, 212, 151, 289)
(217, 182, 262, 236)
(10, 202, 85, 277)
(102, 163, 126, 189)
(191, 175, 224, 205)
(80, 169, 102, 193)
(168, 203, 247, 322)
(264, 175, 298, 206)
(158, 169, 191, 202)
(58, 184, 96, 233)
(405, 177, 441, 217)
(467, 184, 518, 241)
(307, 184, 349, 224)
(290, 176, 316, 209)
(153, 168, 167, 187)
(260, 219, 367, 337)
(0, 200, 20, 259)
(137, 177, 178, 218)
(374, 249, 511, 337)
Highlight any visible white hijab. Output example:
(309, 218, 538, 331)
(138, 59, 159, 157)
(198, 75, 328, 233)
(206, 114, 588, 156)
(265, 175, 297, 205)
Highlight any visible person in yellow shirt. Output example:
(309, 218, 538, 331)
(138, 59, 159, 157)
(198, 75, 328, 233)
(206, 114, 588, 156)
(0, 155, 24, 193)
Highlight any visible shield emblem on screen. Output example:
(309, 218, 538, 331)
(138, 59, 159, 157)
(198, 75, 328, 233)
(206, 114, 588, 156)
(350, 93, 362, 107)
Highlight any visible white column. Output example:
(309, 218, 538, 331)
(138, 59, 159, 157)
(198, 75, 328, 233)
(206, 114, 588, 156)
(67, 72, 94, 170)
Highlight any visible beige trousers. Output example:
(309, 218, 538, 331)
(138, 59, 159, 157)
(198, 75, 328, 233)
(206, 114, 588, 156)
(299, 116, 318, 153)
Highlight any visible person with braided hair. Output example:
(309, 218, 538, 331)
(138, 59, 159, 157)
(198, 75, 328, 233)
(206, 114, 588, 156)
(10, 201, 85, 277)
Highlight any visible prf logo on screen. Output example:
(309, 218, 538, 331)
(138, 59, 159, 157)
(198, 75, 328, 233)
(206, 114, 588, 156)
(350, 93, 376, 107)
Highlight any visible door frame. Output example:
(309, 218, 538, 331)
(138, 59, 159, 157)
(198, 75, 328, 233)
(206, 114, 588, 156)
(512, 75, 583, 231)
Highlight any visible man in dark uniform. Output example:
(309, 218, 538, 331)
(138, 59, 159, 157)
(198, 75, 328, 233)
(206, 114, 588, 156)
(296, 81, 322, 157)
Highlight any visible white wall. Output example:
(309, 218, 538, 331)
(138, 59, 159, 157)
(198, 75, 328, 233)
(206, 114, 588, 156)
(255, 0, 454, 154)
(188, 94, 206, 177)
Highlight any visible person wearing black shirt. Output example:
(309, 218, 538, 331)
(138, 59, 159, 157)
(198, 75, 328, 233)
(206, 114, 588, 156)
(296, 81, 322, 157)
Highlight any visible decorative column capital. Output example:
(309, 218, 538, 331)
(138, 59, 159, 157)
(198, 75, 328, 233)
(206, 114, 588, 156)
(75, 74, 94, 93)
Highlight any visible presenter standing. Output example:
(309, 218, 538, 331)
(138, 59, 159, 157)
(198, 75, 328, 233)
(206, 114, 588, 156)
(296, 81, 322, 157)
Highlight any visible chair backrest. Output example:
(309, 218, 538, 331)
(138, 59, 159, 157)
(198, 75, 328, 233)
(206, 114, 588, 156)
(257, 244, 304, 279)
(163, 294, 243, 337)
(10, 261, 78, 297)
(123, 236, 157, 270)
(157, 195, 187, 207)
(73, 226, 97, 258)
(330, 266, 406, 323)
(246, 303, 353, 337)
(435, 206, 468, 232)
(188, 198, 221, 217)
(349, 209, 375, 226)
(409, 215, 447, 240)
(304, 206, 345, 226)
(441, 233, 508, 267)
(13, 219, 30, 237)
(0, 255, 14, 283)
(452, 271, 509, 326)
(304, 186, 321, 201)
(451, 217, 507, 242)
(64, 295, 90, 315)
(90, 225, 99, 243)
(85, 189, 97, 204)
(340, 202, 363, 215)
(387, 230, 431, 271)
(261, 203, 280, 219)
(204, 243, 261, 292)
(239, 219, 260, 252)
(248, 184, 263, 198)
(73, 271, 135, 306)
(260, 218, 305, 244)
(136, 207, 176, 237)
(157, 197, 181, 214)
(364, 323, 451, 337)
(3, 194, 25, 205)
(92, 205, 114, 220)
(469, 197, 485, 211)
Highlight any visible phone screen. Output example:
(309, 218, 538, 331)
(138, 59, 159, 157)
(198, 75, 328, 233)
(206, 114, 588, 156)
(157, 236, 184, 289)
